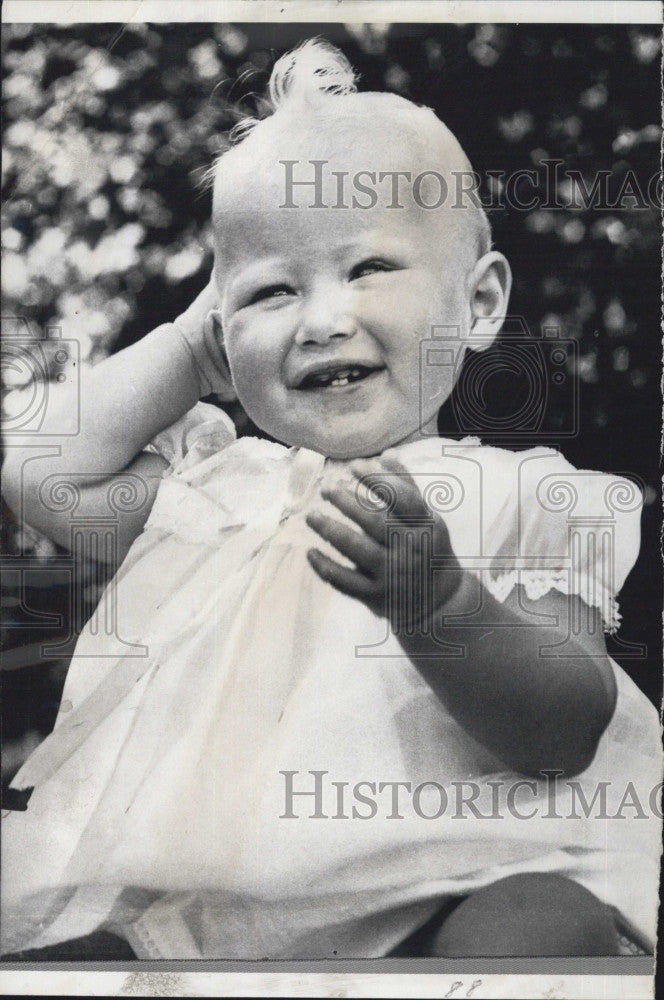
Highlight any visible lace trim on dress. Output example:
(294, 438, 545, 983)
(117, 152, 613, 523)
(481, 568, 621, 635)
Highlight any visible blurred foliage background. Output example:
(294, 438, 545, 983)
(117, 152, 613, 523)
(1, 22, 661, 783)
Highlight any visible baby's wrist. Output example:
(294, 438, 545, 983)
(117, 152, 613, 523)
(171, 311, 235, 401)
(388, 566, 466, 638)
(424, 568, 469, 633)
(148, 321, 209, 400)
(432, 567, 473, 619)
(166, 321, 214, 399)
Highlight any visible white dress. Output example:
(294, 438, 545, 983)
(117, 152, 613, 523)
(2, 403, 661, 958)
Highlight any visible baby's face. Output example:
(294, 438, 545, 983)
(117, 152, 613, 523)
(214, 119, 477, 458)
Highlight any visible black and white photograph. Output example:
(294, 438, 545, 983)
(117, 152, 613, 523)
(0, 2, 661, 997)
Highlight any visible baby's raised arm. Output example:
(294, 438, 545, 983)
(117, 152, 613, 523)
(2, 278, 230, 564)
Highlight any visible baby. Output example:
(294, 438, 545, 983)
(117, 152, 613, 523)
(1, 40, 660, 959)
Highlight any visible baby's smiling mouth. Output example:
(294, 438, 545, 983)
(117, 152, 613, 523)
(295, 363, 385, 390)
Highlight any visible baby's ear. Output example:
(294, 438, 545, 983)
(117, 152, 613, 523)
(467, 251, 512, 350)
(204, 308, 237, 401)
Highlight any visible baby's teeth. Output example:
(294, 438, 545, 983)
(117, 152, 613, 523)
(307, 366, 368, 388)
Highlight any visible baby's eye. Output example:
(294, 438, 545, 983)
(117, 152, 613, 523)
(247, 284, 294, 306)
(349, 259, 393, 281)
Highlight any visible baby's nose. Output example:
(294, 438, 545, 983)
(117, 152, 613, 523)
(295, 291, 358, 346)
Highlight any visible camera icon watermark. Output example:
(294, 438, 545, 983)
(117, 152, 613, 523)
(1, 316, 80, 435)
(419, 317, 579, 442)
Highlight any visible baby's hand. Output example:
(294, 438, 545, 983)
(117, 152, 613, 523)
(172, 275, 235, 400)
(306, 454, 463, 633)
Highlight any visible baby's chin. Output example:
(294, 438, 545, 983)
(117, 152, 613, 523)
(271, 427, 420, 460)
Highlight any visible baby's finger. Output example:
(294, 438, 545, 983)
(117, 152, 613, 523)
(379, 451, 412, 477)
(307, 548, 382, 604)
(320, 484, 390, 545)
(306, 510, 383, 578)
(349, 458, 430, 521)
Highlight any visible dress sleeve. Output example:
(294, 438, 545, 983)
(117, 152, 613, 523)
(481, 447, 643, 634)
(143, 401, 236, 474)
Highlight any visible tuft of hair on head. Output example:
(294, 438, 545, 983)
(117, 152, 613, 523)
(201, 38, 358, 190)
(228, 38, 357, 146)
(268, 37, 358, 105)
(229, 38, 357, 144)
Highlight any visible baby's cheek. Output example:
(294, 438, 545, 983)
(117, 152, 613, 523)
(223, 336, 269, 408)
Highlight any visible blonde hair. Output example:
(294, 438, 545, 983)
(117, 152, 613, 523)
(208, 38, 492, 258)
